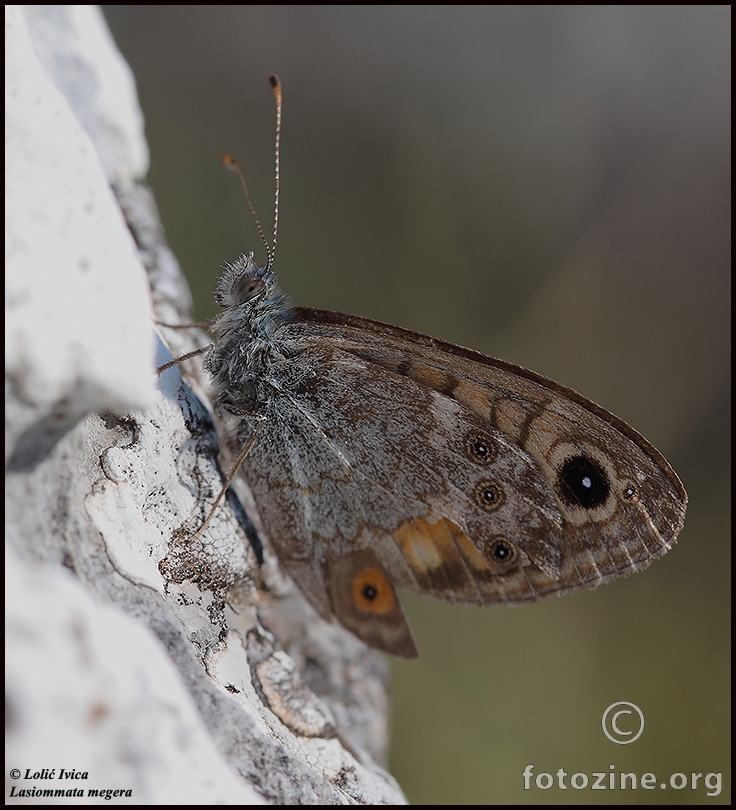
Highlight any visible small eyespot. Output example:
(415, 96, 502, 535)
(556, 454, 610, 509)
(485, 537, 517, 566)
(464, 432, 497, 464)
(623, 485, 638, 501)
(362, 584, 378, 601)
(474, 480, 504, 512)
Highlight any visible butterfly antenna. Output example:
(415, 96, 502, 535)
(222, 74, 283, 271)
(268, 74, 282, 271)
(221, 153, 271, 264)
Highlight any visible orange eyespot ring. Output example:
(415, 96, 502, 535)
(352, 566, 395, 614)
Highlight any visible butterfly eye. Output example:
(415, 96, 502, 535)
(351, 565, 395, 614)
(556, 454, 610, 509)
(474, 480, 505, 512)
(464, 432, 497, 464)
(235, 275, 265, 303)
(485, 537, 518, 566)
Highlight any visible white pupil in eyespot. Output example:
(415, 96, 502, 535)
(582, 476, 592, 489)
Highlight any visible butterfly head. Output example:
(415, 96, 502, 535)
(212, 252, 291, 340)
(215, 253, 273, 309)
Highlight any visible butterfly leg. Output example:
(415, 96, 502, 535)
(186, 415, 266, 544)
(156, 343, 212, 374)
(155, 320, 211, 330)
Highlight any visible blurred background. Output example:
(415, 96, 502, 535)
(104, 6, 730, 804)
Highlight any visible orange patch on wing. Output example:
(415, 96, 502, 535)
(352, 565, 395, 614)
(394, 516, 457, 573)
(394, 515, 500, 600)
(393, 515, 518, 604)
(394, 515, 486, 573)
(453, 532, 493, 573)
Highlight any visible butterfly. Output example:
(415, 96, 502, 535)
(165, 76, 687, 658)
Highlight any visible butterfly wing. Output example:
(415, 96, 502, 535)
(232, 308, 687, 657)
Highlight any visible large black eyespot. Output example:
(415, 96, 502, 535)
(474, 480, 504, 512)
(485, 537, 517, 565)
(556, 454, 610, 509)
(465, 432, 497, 464)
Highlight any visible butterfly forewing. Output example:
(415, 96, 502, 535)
(223, 307, 686, 656)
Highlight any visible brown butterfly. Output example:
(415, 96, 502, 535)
(166, 76, 687, 658)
